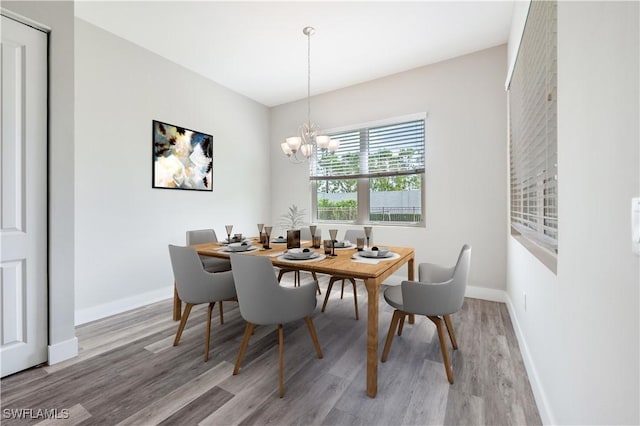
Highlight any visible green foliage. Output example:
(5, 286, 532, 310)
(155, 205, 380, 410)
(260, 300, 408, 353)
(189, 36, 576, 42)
(316, 148, 422, 193)
(318, 198, 356, 208)
(317, 198, 357, 221)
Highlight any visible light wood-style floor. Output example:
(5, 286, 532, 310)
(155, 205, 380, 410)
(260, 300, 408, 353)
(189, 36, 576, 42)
(1, 274, 541, 426)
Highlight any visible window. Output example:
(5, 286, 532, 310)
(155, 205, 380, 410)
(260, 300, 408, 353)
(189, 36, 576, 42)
(508, 0, 558, 267)
(310, 115, 425, 226)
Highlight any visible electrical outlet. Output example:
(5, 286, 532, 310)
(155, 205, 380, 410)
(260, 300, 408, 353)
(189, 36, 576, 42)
(523, 292, 527, 312)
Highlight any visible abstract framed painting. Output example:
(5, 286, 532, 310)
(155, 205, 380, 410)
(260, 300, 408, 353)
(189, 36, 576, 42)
(152, 120, 213, 191)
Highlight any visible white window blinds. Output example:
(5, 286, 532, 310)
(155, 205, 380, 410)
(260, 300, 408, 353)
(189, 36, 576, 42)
(310, 119, 425, 180)
(508, 0, 558, 252)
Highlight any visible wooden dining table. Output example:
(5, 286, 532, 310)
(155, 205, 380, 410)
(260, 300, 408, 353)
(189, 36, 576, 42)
(176, 238, 415, 398)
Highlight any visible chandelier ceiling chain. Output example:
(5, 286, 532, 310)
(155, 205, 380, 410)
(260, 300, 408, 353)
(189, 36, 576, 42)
(306, 26, 312, 129)
(281, 26, 339, 163)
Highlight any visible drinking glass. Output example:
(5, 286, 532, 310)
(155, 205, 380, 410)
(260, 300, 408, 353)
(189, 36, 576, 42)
(257, 223, 264, 243)
(364, 226, 372, 247)
(287, 229, 301, 249)
(356, 237, 365, 251)
(323, 240, 333, 255)
(225, 224, 234, 244)
(263, 226, 272, 249)
(309, 225, 317, 238)
(312, 235, 322, 249)
(328, 229, 338, 256)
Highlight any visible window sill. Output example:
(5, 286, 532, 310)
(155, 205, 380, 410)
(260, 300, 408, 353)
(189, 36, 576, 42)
(510, 226, 557, 274)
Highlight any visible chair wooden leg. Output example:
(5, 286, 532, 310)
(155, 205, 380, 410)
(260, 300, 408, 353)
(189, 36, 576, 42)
(173, 303, 193, 346)
(408, 314, 415, 324)
(321, 278, 337, 313)
(428, 315, 454, 384)
(277, 269, 285, 282)
(219, 301, 224, 325)
(304, 317, 323, 359)
(233, 322, 254, 375)
(340, 279, 345, 299)
(205, 302, 214, 362)
(443, 314, 458, 350)
(173, 283, 182, 321)
(397, 314, 405, 336)
(278, 324, 284, 398)
(381, 310, 403, 362)
(350, 279, 359, 320)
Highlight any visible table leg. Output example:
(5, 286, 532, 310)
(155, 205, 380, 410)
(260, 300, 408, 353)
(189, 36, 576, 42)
(173, 283, 182, 321)
(408, 257, 415, 324)
(365, 278, 379, 398)
(408, 256, 415, 281)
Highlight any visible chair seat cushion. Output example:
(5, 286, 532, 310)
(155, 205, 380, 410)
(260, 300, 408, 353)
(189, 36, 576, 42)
(201, 256, 231, 273)
(383, 286, 405, 311)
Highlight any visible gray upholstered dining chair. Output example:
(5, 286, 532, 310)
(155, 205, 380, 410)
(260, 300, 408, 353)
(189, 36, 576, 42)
(186, 229, 231, 272)
(320, 229, 365, 320)
(168, 244, 237, 362)
(229, 254, 323, 398)
(277, 226, 321, 295)
(381, 244, 471, 384)
(186, 229, 233, 324)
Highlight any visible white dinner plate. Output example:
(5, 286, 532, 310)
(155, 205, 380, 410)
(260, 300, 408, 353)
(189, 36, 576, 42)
(282, 251, 324, 262)
(220, 245, 257, 253)
(357, 250, 393, 259)
(285, 248, 316, 259)
(333, 243, 357, 249)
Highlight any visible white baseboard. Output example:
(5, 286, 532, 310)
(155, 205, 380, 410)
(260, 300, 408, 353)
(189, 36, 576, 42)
(465, 285, 506, 302)
(48, 337, 78, 365)
(504, 293, 554, 425)
(75, 285, 174, 326)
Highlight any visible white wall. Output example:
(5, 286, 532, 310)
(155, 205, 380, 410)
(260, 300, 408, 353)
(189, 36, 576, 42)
(2, 1, 77, 361)
(74, 19, 271, 321)
(506, 2, 640, 424)
(270, 45, 508, 294)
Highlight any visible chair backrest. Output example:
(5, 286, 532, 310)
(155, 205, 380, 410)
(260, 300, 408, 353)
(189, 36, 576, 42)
(344, 229, 366, 242)
(229, 254, 284, 324)
(168, 244, 235, 304)
(449, 244, 471, 311)
(186, 229, 218, 245)
(402, 244, 471, 316)
(230, 254, 317, 325)
(300, 227, 321, 241)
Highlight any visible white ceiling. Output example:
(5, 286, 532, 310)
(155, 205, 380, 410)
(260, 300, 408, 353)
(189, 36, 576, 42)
(75, 1, 515, 107)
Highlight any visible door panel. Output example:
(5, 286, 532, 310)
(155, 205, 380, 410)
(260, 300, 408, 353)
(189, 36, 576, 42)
(1, 15, 48, 377)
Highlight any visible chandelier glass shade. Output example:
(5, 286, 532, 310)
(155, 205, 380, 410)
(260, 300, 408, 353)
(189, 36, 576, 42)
(281, 26, 339, 162)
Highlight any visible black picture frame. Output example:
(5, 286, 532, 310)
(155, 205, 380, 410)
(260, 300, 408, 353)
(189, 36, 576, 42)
(152, 120, 213, 191)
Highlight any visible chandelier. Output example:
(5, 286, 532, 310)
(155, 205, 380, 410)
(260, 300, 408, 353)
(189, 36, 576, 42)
(281, 26, 339, 162)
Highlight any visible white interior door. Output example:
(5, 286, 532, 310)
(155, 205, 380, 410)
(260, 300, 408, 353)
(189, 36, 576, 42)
(1, 15, 48, 377)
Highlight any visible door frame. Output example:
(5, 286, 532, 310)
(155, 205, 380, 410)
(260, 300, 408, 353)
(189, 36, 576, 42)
(1, 3, 78, 368)
(1, 8, 50, 373)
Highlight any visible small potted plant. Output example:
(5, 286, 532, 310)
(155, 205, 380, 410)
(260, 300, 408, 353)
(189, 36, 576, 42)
(278, 204, 306, 231)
